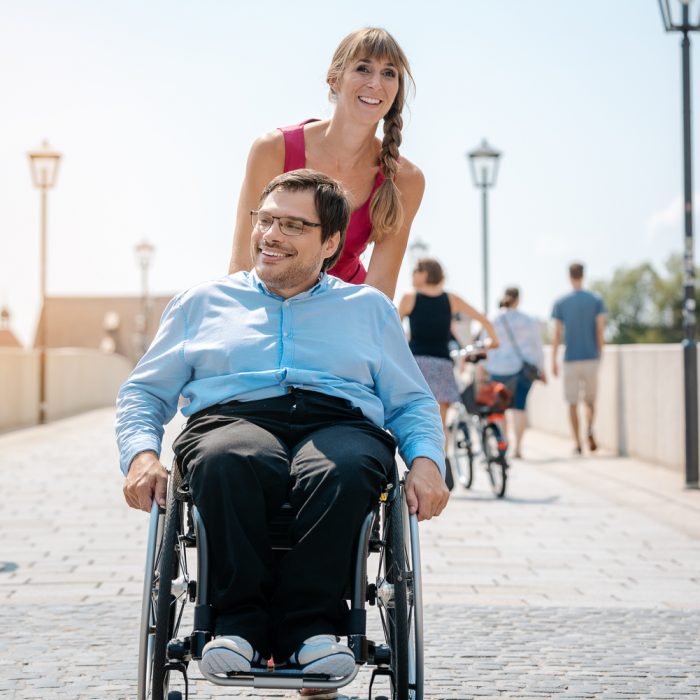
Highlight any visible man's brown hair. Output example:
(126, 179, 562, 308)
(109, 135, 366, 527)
(259, 169, 350, 271)
(569, 262, 584, 280)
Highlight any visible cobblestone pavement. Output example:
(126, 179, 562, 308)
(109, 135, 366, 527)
(1, 409, 700, 698)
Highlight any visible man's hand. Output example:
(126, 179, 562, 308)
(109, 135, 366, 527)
(123, 451, 168, 512)
(404, 457, 449, 521)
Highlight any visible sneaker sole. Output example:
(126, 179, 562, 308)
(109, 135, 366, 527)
(302, 653, 355, 677)
(199, 647, 251, 675)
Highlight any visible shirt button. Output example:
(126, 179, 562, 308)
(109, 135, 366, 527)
(283, 332, 289, 337)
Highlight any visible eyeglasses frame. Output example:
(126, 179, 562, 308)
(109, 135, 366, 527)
(250, 210, 322, 237)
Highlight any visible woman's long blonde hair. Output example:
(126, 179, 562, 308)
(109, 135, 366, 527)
(326, 27, 414, 243)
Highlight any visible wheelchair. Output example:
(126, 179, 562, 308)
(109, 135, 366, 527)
(137, 460, 425, 700)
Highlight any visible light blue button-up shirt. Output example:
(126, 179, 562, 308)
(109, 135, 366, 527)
(116, 271, 445, 477)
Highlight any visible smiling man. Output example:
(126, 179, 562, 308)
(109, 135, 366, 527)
(116, 169, 447, 682)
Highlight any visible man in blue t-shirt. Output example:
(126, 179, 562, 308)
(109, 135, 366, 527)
(551, 262, 607, 455)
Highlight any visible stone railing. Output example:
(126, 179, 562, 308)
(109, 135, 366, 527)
(3, 343, 696, 474)
(0, 348, 132, 432)
(527, 344, 697, 473)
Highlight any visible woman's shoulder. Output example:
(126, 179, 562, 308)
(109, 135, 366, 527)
(249, 128, 286, 161)
(248, 129, 285, 174)
(397, 290, 417, 317)
(395, 155, 425, 192)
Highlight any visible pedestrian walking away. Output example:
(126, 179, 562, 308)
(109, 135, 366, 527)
(228, 27, 425, 300)
(551, 262, 607, 455)
(485, 287, 546, 459)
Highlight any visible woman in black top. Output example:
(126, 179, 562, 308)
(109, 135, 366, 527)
(398, 258, 498, 434)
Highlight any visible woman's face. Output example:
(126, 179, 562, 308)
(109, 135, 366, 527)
(331, 56, 400, 124)
(412, 267, 428, 288)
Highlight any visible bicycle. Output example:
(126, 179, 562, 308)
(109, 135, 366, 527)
(448, 345, 511, 498)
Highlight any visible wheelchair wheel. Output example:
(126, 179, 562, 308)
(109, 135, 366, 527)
(379, 484, 424, 700)
(137, 502, 163, 700)
(483, 424, 508, 498)
(138, 470, 189, 700)
(451, 419, 474, 489)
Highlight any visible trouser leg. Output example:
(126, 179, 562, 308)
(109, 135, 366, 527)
(173, 417, 289, 657)
(270, 423, 395, 660)
(568, 404, 581, 449)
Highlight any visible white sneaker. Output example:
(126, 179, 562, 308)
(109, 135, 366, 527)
(289, 634, 355, 677)
(199, 635, 260, 675)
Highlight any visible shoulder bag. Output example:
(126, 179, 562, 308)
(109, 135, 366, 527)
(502, 313, 540, 383)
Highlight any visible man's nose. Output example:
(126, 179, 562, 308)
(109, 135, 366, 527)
(262, 220, 285, 242)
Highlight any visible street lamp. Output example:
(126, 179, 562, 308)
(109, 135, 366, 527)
(467, 139, 501, 314)
(408, 237, 429, 264)
(27, 139, 62, 424)
(658, 0, 700, 488)
(134, 239, 155, 358)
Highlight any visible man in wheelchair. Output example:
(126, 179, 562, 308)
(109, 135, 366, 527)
(116, 169, 448, 685)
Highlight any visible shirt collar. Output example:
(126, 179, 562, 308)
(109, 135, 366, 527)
(248, 269, 330, 300)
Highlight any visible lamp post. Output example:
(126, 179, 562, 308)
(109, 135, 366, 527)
(27, 140, 62, 424)
(658, 0, 700, 488)
(134, 239, 155, 358)
(408, 237, 429, 265)
(467, 139, 501, 314)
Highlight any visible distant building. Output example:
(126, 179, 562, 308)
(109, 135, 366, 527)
(0, 305, 22, 348)
(34, 295, 174, 366)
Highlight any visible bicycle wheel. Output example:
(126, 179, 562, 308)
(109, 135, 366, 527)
(378, 486, 423, 699)
(149, 471, 189, 700)
(451, 420, 474, 489)
(482, 423, 508, 498)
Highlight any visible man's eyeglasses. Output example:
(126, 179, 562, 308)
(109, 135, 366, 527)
(250, 210, 321, 237)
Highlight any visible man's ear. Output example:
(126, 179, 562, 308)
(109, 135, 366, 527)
(322, 232, 341, 260)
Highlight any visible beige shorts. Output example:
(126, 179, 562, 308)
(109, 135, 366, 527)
(563, 359, 599, 405)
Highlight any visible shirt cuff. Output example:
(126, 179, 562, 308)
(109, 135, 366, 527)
(400, 445, 446, 479)
(121, 437, 161, 476)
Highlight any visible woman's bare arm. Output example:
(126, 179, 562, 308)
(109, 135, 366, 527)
(228, 131, 285, 274)
(364, 159, 425, 299)
(448, 293, 500, 349)
(397, 291, 416, 319)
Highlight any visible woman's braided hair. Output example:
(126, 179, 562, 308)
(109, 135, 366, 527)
(326, 28, 414, 244)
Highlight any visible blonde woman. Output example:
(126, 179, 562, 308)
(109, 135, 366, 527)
(228, 27, 424, 299)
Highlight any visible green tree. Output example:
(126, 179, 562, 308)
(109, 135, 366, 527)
(591, 254, 700, 344)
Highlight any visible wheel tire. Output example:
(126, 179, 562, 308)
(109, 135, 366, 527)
(384, 495, 410, 699)
(150, 474, 183, 700)
(483, 424, 508, 498)
(444, 457, 455, 492)
(452, 420, 474, 489)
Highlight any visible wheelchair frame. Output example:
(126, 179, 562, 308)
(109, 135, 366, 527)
(137, 462, 425, 700)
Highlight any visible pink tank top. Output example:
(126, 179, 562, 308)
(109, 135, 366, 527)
(279, 120, 385, 284)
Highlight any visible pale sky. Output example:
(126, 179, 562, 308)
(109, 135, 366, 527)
(1, 0, 697, 346)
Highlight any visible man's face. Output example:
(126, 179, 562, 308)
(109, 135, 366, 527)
(250, 188, 340, 299)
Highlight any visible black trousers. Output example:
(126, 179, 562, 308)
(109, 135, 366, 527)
(172, 389, 395, 660)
